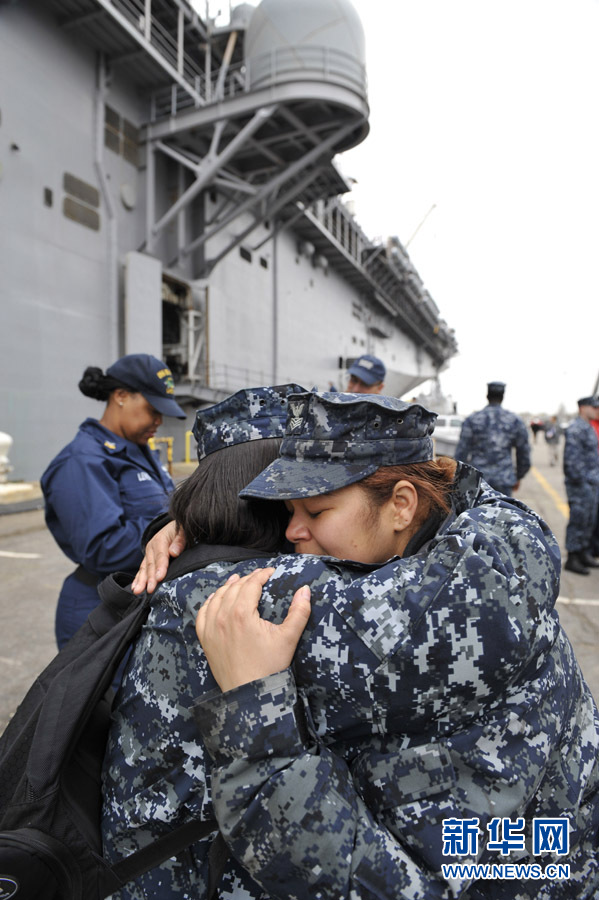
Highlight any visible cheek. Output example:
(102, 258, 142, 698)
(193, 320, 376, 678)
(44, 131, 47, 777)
(317, 519, 355, 554)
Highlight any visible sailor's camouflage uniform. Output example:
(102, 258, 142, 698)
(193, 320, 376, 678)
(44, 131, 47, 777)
(454, 404, 531, 495)
(102, 464, 599, 900)
(563, 416, 599, 553)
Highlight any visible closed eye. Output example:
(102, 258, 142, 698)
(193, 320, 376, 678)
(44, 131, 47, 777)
(305, 504, 333, 519)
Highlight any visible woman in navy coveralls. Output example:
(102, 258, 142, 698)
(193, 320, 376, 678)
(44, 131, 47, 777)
(41, 353, 186, 648)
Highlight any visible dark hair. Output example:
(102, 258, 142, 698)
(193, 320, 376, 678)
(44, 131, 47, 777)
(170, 438, 288, 552)
(359, 457, 457, 528)
(78, 366, 130, 401)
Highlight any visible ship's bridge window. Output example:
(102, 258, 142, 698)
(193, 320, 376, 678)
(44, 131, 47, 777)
(240, 246, 252, 263)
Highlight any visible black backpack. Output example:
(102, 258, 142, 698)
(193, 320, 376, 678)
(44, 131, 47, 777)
(0, 546, 261, 900)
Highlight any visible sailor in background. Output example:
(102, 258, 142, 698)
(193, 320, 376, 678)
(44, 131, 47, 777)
(543, 414, 561, 466)
(346, 353, 386, 393)
(563, 395, 599, 575)
(454, 380, 530, 495)
(41, 353, 186, 648)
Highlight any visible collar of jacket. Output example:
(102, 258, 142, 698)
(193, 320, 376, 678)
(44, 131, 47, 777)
(80, 417, 137, 454)
(452, 461, 484, 512)
(402, 462, 484, 558)
(80, 417, 166, 480)
(163, 543, 272, 583)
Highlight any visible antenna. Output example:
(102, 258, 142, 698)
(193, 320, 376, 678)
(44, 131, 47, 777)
(405, 203, 437, 249)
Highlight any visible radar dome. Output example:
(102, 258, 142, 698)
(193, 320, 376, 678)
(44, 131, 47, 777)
(245, 0, 367, 100)
(230, 3, 254, 30)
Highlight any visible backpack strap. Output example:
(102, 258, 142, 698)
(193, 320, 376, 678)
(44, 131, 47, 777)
(163, 544, 271, 582)
(207, 832, 230, 898)
(111, 817, 218, 885)
(103, 549, 266, 895)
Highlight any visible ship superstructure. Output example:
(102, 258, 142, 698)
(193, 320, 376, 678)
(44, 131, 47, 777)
(0, 0, 457, 479)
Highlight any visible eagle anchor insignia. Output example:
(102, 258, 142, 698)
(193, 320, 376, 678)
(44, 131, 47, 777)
(288, 401, 305, 433)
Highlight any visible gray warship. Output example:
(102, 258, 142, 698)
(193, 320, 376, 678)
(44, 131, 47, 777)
(0, 0, 457, 480)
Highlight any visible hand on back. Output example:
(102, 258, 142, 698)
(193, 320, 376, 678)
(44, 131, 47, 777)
(195, 568, 311, 692)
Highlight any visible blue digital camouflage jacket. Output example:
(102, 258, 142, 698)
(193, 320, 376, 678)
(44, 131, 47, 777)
(102, 464, 599, 900)
(563, 417, 599, 486)
(454, 405, 531, 492)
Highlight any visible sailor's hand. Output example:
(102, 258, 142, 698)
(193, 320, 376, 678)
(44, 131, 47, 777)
(132, 521, 186, 594)
(195, 568, 311, 692)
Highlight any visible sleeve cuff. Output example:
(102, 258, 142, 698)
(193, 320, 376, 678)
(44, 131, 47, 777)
(192, 669, 311, 766)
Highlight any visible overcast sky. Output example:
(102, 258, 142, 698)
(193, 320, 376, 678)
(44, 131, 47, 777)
(339, 0, 599, 417)
(201, 0, 599, 416)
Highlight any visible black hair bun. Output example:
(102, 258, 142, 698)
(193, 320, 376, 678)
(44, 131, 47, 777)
(78, 366, 109, 401)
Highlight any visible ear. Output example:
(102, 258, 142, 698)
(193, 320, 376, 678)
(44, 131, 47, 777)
(112, 388, 129, 407)
(390, 480, 418, 532)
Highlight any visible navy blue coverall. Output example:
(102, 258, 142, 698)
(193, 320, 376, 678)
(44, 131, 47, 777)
(41, 418, 174, 647)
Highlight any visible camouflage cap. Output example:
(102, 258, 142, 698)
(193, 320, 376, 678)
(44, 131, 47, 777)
(239, 391, 437, 499)
(193, 384, 305, 462)
(578, 395, 599, 408)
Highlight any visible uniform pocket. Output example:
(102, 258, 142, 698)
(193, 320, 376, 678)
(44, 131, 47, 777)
(119, 467, 168, 516)
(352, 741, 455, 810)
(352, 742, 457, 873)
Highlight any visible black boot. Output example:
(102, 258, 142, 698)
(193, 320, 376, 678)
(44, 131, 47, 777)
(580, 550, 599, 568)
(565, 552, 590, 575)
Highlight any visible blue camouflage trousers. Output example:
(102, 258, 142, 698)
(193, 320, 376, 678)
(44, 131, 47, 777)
(565, 480, 599, 552)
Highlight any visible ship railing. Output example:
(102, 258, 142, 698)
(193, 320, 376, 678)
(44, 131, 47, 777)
(245, 45, 366, 95)
(147, 45, 366, 122)
(309, 197, 371, 267)
(107, 0, 205, 95)
(306, 196, 454, 359)
(201, 362, 280, 395)
(149, 61, 247, 120)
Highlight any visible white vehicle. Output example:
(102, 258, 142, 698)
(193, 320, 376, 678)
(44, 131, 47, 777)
(433, 415, 465, 457)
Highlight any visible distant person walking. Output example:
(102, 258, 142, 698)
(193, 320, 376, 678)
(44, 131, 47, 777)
(41, 354, 186, 648)
(346, 354, 385, 394)
(589, 412, 599, 556)
(454, 381, 530, 495)
(530, 419, 544, 443)
(563, 396, 599, 575)
(543, 415, 561, 466)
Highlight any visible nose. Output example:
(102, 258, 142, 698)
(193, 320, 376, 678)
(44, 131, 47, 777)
(285, 510, 311, 545)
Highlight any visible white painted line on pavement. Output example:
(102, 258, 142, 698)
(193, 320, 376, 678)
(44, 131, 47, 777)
(0, 550, 42, 559)
(558, 596, 599, 607)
